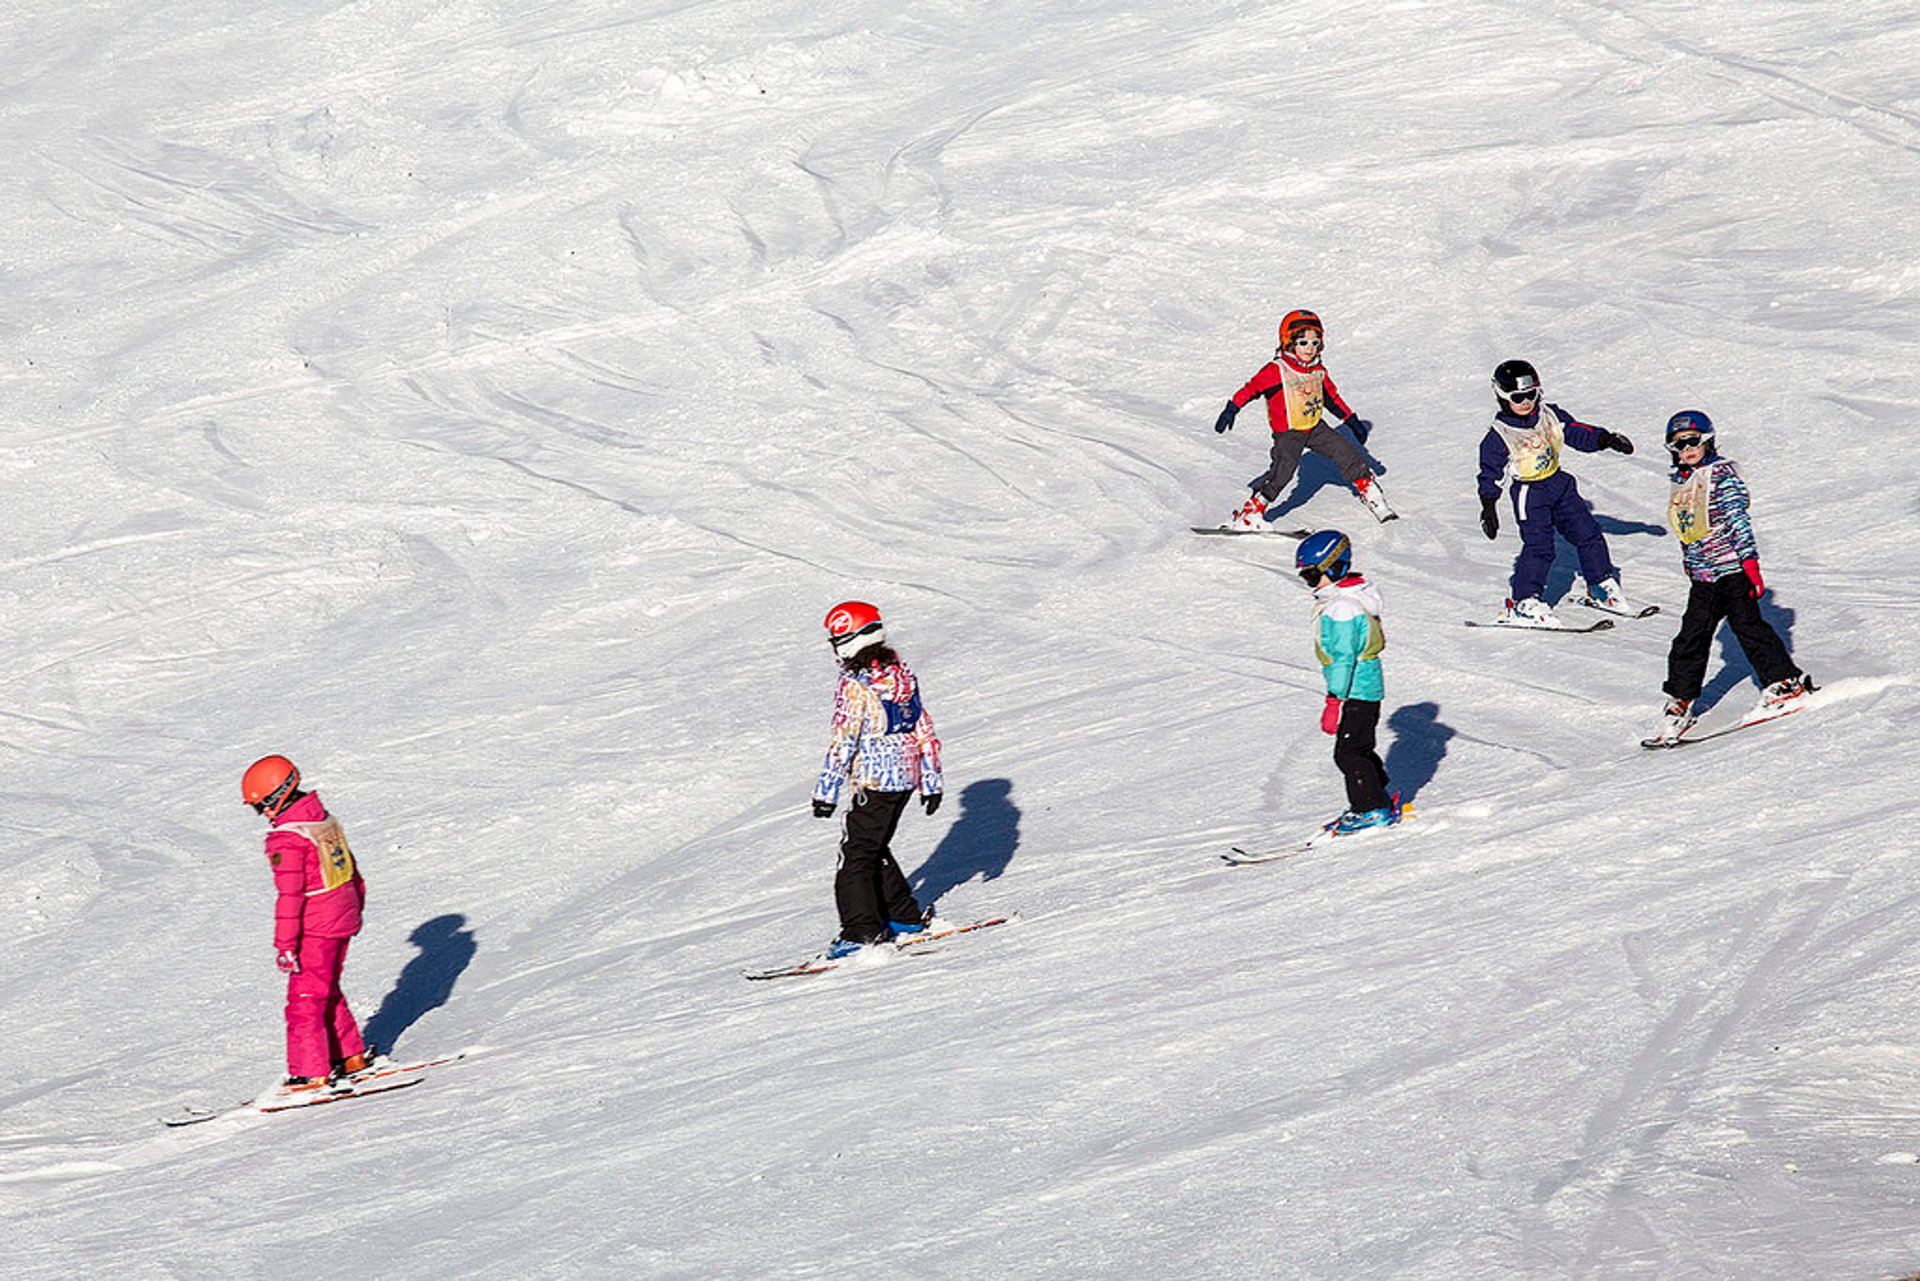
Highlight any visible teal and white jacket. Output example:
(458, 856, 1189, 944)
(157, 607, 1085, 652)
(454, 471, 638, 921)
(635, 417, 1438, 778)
(1311, 575, 1386, 702)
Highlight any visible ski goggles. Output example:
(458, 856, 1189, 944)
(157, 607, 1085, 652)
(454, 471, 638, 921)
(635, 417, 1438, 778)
(1502, 387, 1540, 403)
(1668, 434, 1707, 451)
(828, 620, 884, 653)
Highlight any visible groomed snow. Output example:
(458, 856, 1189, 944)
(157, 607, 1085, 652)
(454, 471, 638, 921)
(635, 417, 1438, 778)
(3, 1, 1918, 1276)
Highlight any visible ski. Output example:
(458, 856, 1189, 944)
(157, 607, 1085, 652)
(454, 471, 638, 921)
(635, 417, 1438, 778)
(163, 1075, 421, 1127)
(744, 915, 1012, 981)
(1225, 801, 1416, 865)
(1465, 617, 1614, 633)
(1580, 598, 1660, 619)
(1191, 525, 1312, 538)
(1642, 693, 1813, 749)
(159, 1051, 470, 1128)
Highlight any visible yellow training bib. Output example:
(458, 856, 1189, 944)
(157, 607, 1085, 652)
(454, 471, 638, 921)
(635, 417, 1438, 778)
(1668, 464, 1712, 545)
(278, 816, 357, 892)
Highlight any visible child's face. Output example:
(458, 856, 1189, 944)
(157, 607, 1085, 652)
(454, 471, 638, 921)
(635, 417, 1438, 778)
(1674, 440, 1707, 466)
(1286, 331, 1323, 362)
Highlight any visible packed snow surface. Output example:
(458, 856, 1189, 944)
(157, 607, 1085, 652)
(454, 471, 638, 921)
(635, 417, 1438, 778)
(3, 1, 1919, 1277)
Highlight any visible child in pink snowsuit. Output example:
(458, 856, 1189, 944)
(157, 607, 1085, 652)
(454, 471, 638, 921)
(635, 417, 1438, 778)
(244, 756, 368, 1083)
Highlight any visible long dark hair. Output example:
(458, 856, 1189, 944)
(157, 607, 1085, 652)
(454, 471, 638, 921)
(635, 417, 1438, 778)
(840, 644, 899, 673)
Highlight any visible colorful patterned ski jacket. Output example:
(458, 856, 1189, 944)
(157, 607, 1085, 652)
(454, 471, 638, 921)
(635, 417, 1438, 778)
(1476, 403, 1608, 498)
(1312, 575, 1386, 702)
(813, 660, 944, 806)
(1667, 458, 1758, 583)
(265, 791, 365, 953)
(1229, 352, 1358, 434)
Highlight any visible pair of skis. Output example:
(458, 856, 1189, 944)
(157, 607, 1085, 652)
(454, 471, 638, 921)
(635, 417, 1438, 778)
(743, 915, 1012, 981)
(1465, 597, 1660, 632)
(1223, 797, 1417, 866)
(161, 1050, 468, 1127)
(1192, 478, 1397, 537)
(1641, 684, 1815, 749)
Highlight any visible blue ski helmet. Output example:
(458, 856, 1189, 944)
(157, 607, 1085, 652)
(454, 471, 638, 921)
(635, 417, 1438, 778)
(1664, 410, 1716, 462)
(1296, 529, 1352, 584)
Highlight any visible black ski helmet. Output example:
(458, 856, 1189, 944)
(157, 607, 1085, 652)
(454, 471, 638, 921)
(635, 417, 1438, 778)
(1664, 410, 1717, 462)
(1492, 359, 1541, 406)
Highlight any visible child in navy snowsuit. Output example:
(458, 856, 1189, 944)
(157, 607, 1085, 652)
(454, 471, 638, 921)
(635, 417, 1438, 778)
(1476, 360, 1635, 623)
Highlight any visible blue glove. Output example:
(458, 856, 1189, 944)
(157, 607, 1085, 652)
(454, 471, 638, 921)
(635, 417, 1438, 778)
(1346, 416, 1372, 445)
(1213, 401, 1238, 434)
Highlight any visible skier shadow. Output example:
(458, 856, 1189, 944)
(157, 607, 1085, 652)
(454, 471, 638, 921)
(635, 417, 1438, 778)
(361, 914, 477, 1055)
(1258, 433, 1383, 524)
(1541, 513, 1668, 602)
(1696, 596, 1799, 713)
(1385, 702, 1454, 805)
(909, 778, 1020, 908)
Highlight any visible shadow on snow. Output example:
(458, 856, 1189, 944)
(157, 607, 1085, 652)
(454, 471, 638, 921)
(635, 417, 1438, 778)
(910, 778, 1021, 908)
(362, 913, 477, 1055)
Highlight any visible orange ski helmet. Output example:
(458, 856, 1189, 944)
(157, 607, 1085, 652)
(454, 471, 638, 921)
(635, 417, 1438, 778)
(823, 600, 887, 659)
(1279, 309, 1324, 348)
(242, 755, 301, 816)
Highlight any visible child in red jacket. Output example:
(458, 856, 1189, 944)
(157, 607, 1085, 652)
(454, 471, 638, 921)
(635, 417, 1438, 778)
(243, 755, 370, 1090)
(1211, 310, 1394, 528)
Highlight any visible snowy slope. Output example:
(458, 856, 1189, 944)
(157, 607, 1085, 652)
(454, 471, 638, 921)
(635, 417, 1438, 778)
(4, 0, 1920, 1276)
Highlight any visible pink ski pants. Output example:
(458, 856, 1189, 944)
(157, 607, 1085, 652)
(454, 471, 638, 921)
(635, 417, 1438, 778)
(284, 934, 366, 1078)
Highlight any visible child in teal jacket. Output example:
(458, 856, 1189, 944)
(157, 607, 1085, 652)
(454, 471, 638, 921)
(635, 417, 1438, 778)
(1296, 531, 1394, 833)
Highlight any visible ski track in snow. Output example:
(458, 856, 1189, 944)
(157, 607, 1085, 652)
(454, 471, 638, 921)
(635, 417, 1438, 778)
(3, 1, 1920, 1277)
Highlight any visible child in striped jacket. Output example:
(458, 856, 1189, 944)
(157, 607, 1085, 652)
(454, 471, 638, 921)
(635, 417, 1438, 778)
(1654, 411, 1810, 739)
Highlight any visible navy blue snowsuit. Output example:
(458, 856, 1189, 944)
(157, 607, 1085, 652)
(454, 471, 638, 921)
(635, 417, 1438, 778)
(1477, 404, 1618, 604)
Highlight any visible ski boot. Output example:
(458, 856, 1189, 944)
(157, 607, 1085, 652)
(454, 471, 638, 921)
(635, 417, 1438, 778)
(1228, 493, 1268, 532)
(1353, 474, 1396, 522)
(1502, 597, 1557, 628)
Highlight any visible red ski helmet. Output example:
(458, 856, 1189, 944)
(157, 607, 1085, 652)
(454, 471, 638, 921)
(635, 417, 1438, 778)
(1279, 309, 1324, 348)
(823, 601, 887, 659)
(242, 755, 301, 817)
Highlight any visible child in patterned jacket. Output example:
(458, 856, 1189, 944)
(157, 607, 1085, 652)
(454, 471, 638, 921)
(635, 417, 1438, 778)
(1296, 530, 1396, 834)
(812, 602, 944, 958)
(1652, 411, 1810, 740)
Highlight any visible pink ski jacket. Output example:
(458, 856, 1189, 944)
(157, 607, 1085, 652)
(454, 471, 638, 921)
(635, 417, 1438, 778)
(265, 792, 365, 952)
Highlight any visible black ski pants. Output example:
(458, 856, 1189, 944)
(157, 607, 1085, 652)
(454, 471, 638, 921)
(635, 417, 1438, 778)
(1662, 573, 1799, 703)
(1256, 424, 1369, 502)
(1334, 698, 1392, 814)
(834, 789, 924, 945)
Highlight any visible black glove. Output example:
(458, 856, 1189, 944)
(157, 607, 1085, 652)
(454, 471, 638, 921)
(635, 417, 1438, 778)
(811, 799, 835, 819)
(920, 793, 942, 816)
(1596, 429, 1634, 455)
(1346, 416, 1372, 445)
(1213, 401, 1238, 434)
(1479, 496, 1499, 540)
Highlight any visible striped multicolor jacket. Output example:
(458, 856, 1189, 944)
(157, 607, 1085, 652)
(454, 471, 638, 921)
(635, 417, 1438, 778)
(1667, 459, 1758, 583)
